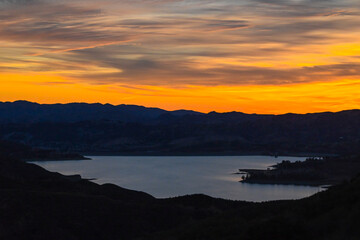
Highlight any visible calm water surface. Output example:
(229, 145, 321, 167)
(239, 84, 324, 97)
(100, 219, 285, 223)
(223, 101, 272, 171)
(33, 156, 322, 202)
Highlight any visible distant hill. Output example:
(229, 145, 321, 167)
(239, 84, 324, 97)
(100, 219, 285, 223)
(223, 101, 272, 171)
(0, 100, 203, 123)
(0, 140, 88, 161)
(1, 101, 360, 155)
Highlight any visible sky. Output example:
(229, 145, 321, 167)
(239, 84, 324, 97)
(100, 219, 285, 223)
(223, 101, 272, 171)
(1, 0, 360, 113)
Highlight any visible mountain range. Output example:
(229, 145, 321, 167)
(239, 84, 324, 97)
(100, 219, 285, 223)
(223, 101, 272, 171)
(1, 101, 360, 155)
(0, 100, 202, 123)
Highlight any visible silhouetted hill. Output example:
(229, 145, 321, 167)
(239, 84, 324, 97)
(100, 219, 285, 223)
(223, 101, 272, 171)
(0, 100, 203, 123)
(1, 101, 360, 155)
(240, 155, 360, 186)
(0, 140, 88, 160)
(0, 154, 247, 239)
(1, 153, 360, 239)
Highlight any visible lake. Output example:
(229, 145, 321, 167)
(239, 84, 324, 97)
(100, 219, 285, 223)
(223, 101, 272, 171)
(33, 155, 322, 202)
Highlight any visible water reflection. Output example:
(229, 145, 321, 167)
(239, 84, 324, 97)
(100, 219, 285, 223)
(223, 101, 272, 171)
(33, 155, 321, 202)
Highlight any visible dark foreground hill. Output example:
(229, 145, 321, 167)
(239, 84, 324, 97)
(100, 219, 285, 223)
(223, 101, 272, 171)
(1, 153, 360, 239)
(1, 101, 360, 155)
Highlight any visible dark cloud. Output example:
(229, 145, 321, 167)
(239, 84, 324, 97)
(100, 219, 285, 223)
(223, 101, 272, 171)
(119, 18, 250, 32)
(59, 46, 360, 85)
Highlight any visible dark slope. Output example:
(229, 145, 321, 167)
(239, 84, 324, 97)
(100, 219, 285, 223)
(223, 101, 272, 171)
(0, 155, 249, 240)
(156, 177, 360, 240)
(1, 154, 360, 239)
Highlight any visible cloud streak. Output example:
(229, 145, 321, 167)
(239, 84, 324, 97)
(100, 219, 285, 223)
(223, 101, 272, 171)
(1, 0, 360, 88)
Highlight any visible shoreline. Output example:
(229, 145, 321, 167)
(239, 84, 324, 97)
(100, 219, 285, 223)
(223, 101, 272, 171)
(26, 156, 91, 162)
(80, 151, 333, 157)
(238, 168, 335, 186)
(240, 178, 334, 187)
(238, 155, 360, 187)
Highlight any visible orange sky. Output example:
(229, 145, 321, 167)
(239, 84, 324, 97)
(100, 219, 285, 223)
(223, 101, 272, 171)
(1, 0, 360, 113)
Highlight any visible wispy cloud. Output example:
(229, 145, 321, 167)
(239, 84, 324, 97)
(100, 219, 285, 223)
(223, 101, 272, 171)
(1, 0, 360, 87)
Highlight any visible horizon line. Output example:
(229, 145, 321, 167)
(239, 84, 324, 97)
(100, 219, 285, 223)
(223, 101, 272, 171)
(2, 100, 359, 116)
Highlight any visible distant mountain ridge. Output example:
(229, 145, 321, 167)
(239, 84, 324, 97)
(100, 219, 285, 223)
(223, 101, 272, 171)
(0, 100, 204, 123)
(1, 101, 360, 155)
(3, 100, 357, 123)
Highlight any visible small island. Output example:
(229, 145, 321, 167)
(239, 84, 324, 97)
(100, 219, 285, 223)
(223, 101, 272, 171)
(239, 155, 360, 186)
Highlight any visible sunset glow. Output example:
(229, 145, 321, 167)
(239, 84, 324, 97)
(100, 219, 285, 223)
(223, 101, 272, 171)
(1, 0, 360, 113)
